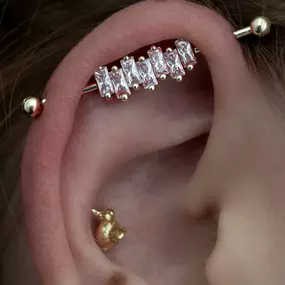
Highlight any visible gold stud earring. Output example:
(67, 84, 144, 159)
(92, 208, 127, 252)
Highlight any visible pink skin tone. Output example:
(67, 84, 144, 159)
(21, 0, 285, 285)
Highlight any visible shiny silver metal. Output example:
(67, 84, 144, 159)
(92, 208, 126, 252)
(250, 16, 272, 37)
(105, 93, 112, 100)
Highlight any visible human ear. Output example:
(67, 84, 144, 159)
(21, 1, 267, 284)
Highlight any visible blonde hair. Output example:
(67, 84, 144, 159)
(0, 0, 283, 283)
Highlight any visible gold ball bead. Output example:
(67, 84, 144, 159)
(105, 93, 112, 100)
(250, 16, 272, 37)
(22, 97, 43, 118)
(132, 83, 140, 90)
(160, 74, 167, 80)
(176, 75, 183, 82)
(121, 94, 129, 101)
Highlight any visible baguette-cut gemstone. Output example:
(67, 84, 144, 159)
(109, 68, 131, 99)
(137, 58, 158, 89)
(164, 49, 185, 79)
(120, 56, 141, 88)
(175, 39, 197, 68)
(94, 66, 114, 97)
(147, 47, 169, 78)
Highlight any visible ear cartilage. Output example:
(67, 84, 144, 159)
(23, 16, 272, 118)
(194, 16, 272, 54)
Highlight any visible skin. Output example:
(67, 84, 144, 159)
(21, 0, 285, 284)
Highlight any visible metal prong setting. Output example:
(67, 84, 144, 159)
(160, 74, 167, 80)
(23, 16, 272, 118)
(187, 65, 194, 71)
(138, 56, 145, 62)
(132, 83, 140, 90)
(176, 75, 183, 82)
(121, 94, 129, 101)
(194, 48, 200, 54)
(105, 93, 112, 100)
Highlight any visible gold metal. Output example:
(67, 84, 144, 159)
(102, 91, 110, 99)
(194, 47, 200, 54)
(160, 74, 167, 80)
(233, 26, 252, 39)
(105, 93, 112, 100)
(187, 64, 194, 71)
(176, 75, 183, 82)
(121, 94, 129, 101)
(250, 16, 272, 37)
(132, 83, 140, 90)
(23, 96, 44, 118)
(82, 83, 98, 94)
(92, 208, 126, 252)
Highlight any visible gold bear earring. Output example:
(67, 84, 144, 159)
(92, 208, 127, 252)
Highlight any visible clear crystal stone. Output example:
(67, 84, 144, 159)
(109, 68, 131, 99)
(136, 58, 158, 89)
(175, 39, 197, 68)
(164, 49, 185, 79)
(94, 66, 114, 97)
(147, 47, 169, 77)
(120, 56, 141, 88)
